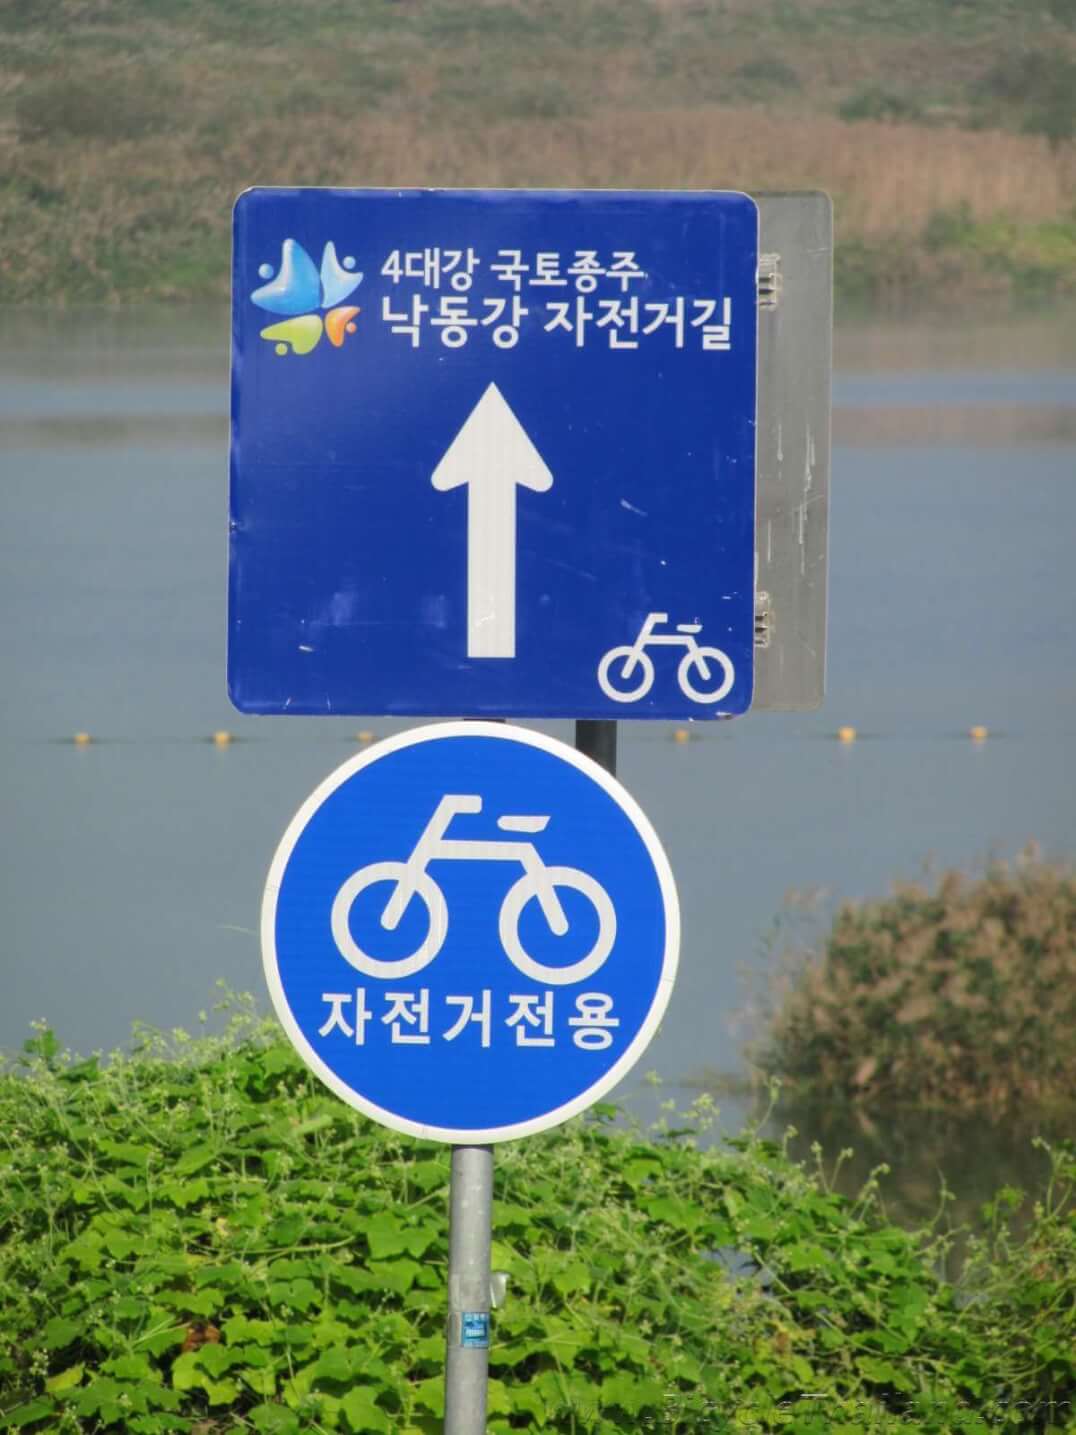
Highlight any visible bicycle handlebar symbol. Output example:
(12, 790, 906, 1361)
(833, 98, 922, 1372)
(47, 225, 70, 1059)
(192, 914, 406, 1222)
(597, 612, 735, 704)
(330, 795, 616, 984)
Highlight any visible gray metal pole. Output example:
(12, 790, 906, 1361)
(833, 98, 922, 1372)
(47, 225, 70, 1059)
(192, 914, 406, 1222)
(442, 720, 613, 1432)
(444, 1144, 494, 1435)
(575, 719, 617, 777)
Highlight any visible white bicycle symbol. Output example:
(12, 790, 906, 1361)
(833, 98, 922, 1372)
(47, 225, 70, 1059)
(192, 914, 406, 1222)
(330, 794, 616, 985)
(597, 612, 736, 704)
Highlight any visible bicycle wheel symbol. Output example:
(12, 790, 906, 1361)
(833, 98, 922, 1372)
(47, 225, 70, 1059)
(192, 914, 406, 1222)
(330, 861, 447, 980)
(499, 867, 616, 985)
(677, 646, 734, 703)
(597, 647, 655, 702)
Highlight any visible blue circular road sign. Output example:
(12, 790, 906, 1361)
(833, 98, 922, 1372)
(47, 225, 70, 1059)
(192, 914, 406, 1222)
(262, 722, 679, 1142)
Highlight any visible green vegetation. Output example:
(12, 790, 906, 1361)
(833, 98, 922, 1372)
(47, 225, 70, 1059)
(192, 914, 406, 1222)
(1, 0, 1075, 305)
(754, 850, 1076, 1109)
(1, 1003, 1075, 1432)
(972, 51, 1076, 148)
(923, 205, 1076, 297)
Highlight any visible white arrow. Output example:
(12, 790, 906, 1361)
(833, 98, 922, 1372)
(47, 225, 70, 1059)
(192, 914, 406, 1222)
(432, 383, 554, 659)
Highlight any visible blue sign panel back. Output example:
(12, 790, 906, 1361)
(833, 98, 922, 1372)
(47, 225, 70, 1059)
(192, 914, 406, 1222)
(230, 188, 758, 718)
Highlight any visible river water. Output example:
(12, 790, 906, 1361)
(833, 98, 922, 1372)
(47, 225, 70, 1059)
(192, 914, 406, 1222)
(3, 305, 1074, 1222)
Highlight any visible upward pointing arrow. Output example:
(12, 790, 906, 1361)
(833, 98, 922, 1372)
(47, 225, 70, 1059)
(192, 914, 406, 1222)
(432, 383, 554, 659)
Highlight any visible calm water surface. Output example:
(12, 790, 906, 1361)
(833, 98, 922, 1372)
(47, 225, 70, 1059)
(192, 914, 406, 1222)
(3, 306, 1075, 1216)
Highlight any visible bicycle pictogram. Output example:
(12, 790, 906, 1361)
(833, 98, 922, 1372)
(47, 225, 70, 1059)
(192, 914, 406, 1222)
(596, 612, 736, 704)
(330, 794, 616, 984)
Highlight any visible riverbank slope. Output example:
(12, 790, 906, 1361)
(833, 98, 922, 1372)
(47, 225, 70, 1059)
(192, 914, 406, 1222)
(3, 0, 1075, 305)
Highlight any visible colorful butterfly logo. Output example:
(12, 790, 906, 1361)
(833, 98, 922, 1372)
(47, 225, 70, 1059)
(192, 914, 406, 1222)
(251, 240, 363, 356)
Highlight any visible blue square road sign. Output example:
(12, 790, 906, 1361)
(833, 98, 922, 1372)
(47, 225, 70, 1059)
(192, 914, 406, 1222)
(229, 188, 759, 719)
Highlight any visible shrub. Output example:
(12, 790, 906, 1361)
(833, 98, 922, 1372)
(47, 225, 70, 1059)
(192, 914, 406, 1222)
(922, 205, 1076, 295)
(838, 87, 922, 123)
(975, 49, 1069, 104)
(960, 1145, 1076, 1430)
(733, 57, 801, 97)
(923, 200, 977, 252)
(833, 232, 927, 303)
(4, 1006, 1071, 1432)
(753, 848, 1076, 1108)
(972, 50, 1076, 147)
(16, 67, 180, 145)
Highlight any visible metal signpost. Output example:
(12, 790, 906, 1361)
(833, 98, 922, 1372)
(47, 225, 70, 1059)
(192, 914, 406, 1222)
(231, 185, 832, 1433)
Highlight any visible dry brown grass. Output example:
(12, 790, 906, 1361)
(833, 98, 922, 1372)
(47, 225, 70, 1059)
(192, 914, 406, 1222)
(2, 101, 1071, 303)
(291, 106, 1072, 236)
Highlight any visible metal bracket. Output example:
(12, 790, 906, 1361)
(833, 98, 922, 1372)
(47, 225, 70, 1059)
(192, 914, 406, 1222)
(754, 591, 773, 649)
(758, 252, 782, 309)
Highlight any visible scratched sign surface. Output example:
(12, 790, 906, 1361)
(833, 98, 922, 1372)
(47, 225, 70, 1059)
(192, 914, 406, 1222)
(229, 188, 759, 718)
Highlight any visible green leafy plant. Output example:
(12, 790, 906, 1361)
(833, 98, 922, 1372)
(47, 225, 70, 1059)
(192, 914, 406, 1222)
(959, 1141, 1076, 1430)
(1, 999, 1074, 1431)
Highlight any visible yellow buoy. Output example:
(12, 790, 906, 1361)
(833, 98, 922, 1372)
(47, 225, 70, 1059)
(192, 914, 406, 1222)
(673, 728, 690, 744)
(969, 725, 989, 742)
(355, 730, 375, 743)
(72, 731, 92, 746)
(837, 725, 857, 744)
(212, 730, 232, 747)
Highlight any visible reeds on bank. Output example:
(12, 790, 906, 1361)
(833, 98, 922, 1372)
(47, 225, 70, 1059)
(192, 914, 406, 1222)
(752, 847, 1076, 1110)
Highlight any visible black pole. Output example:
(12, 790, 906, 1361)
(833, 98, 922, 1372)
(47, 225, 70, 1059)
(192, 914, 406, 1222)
(574, 719, 617, 778)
